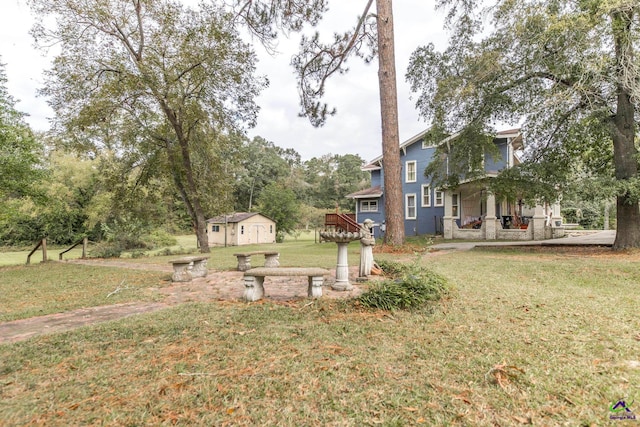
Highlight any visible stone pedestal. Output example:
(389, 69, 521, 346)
(243, 275, 265, 301)
(308, 276, 324, 298)
(264, 253, 280, 268)
(319, 230, 363, 292)
(190, 258, 208, 278)
(171, 263, 192, 282)
(332, 242, 353, 291)
(236, 255, 252, 271)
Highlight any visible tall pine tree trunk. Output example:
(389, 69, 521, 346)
(376, 0, 404, 246)
(611, 9, 640, 250)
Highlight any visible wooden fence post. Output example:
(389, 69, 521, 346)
(41, 238, 47, 263)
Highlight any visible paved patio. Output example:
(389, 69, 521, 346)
(0, 265, 365, 344)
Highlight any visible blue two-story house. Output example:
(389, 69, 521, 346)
(347, 128, 564, 241)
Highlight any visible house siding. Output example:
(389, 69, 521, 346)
(353, 131, 555, 239)
(485, 138, 509, 172)
(356, 138, 445, 237)
(400, 141, 444, 235)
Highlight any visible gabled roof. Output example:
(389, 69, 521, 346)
(346, 185, 383, 199)
(364, 128, 438, 168)
(207, 212, 272, 224)
(362, 127, 522, 169)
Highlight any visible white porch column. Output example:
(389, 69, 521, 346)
(532, 203, 546, 240)
(551, 201, 562, 227)
(484, 192, 497, 240)
(443, 191, 455, 239)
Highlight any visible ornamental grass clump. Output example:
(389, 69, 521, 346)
(357, 260, 449, 310)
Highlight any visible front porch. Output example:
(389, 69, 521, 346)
(442, 185, 564, 241)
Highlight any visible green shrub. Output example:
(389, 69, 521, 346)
(375, 259, 407, 277)
(141, 229, 177, 249)
(129, 250, 147, 259)
(357, 260, 449, 311)
(89, 242, 124, 258)
(155, 247, 192, 257)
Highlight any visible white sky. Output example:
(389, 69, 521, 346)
(0, 0, 449, 161)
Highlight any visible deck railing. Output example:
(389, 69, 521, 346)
(325, 213, 360, 233)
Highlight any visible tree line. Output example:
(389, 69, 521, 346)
(3, 0, 639, 252)
(0, 64, 368, 250)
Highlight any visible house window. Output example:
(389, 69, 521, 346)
(241, 225, 245, 235)
(421, 185, 431, 207)
(270, 225, 273, 234)
(434, 190, 444, 207)
(360, 200, 378, 212)
(405, 194, 416, 219)
(405, 160, 417, 183)
(452, 193, 460, 218)
(211, 225, 220, 232)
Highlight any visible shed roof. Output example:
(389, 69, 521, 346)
(207, 212, 272, 224)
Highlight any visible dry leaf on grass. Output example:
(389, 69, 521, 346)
(485, 363, 525, 390)
(512, 415, 532, 424)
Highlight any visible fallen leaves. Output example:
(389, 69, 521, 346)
(485, 363, 526, 390)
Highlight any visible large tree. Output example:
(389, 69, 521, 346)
(407, 0, 640, 250)
(29, 0, 265, 251)
(232, 136, 298, 211)
(293, 0, 405, 245)
(303, 153, 369, 210)
(28, 0, 326, 252)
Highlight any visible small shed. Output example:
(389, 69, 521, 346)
(206, 212, 276, 247)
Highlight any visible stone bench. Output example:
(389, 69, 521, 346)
(233, 251, 280, 271)
(243, 267, 330, 301)
(169, 256, 209, 282)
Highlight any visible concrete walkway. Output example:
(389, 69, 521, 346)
(431, 230, 616, 251)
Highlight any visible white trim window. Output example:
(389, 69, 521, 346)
(451, 193, 460, 218)
(405, 194, 417, 219)
(360, 200, 379, 212)
(421, 184, 431, 207)
(434, 189, 444, 207)
(405, 160, 417, 183)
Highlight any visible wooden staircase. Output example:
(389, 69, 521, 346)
(324, 213, 360, 233)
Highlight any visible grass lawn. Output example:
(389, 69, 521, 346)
(0, 231, 320, 267)
(0, 263, 165, 322)
(0, 234, 360, 321)
(1, 245, 639, 425)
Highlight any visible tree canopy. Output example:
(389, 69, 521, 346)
(28, 0, 272, 251)
(407, 0, 640, 249)
(0, 60, 45, 200)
